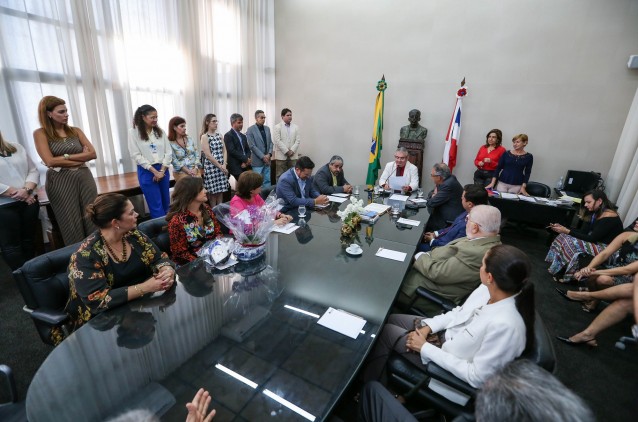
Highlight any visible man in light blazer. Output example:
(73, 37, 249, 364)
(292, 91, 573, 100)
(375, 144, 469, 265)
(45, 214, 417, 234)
(378, 147, 419, 192)
(313, 155, 353, 194)
(276, 156, 329, 213)
(246, 110, 273, 188)
(397, 205, 502, 316)
(273, 108, 301, 181)
(223, 113, 252, 181)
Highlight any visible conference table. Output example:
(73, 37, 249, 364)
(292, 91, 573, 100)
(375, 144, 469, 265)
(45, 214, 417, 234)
(26, 191, 430, 422)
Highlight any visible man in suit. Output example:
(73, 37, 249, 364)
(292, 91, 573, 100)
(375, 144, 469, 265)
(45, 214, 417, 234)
(425, 162, 464, 232)
(418, 184, 488, 252)
(378, 147, 419, 192)
(313, 155, 353, 194)
(275, 156, 329, 213)
(273, 108, 301, 181)
(223, 113, 251, 181)
(246, 110, 273, 188)
(397, 205, 502, 315)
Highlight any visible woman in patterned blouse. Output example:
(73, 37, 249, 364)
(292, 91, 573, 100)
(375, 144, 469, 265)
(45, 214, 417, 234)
(58, 193, 175, 345)
(167, 176, 223, 265)
(168, 116, 202, 180)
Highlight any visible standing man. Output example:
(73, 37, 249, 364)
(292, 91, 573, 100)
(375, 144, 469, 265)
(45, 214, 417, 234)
(425, 162, 464, 232)
(313, 155, 353, 194)
(273, 108, 301, 181)
(246, 110, 272, 188)
(224, 113, 251, 182)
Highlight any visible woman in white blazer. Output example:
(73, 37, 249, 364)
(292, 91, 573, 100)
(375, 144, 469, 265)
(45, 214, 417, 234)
(363, 244, 535, 389)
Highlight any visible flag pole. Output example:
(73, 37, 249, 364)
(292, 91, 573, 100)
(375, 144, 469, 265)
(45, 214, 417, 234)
(442, 78, 468, 173)
(366, 76, 387, 188)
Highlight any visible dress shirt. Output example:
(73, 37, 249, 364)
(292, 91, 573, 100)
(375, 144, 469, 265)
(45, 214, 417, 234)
(0, 144, 40, 205)
(295, 170, 307, 198)
(128, 128, 172, 170)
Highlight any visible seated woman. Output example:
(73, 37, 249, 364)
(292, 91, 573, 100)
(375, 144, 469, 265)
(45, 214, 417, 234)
(167, 176, 223, 265)
(230, 171, 292, 224)
(57, 193, 175, 345)
(556, 277, 635, 347)
(362, 244, 534, 388)
(545, 190, 623, 282)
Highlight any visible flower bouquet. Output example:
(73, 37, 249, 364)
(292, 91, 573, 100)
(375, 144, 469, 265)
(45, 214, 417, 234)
(214, 195, 282, 261)
(337, 198, 365, 247)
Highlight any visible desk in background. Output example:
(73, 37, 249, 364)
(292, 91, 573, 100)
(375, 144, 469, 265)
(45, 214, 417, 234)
(489, 196, 578, 228)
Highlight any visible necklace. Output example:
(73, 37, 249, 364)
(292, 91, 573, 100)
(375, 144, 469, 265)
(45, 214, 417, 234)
(102, 235, 128, 262)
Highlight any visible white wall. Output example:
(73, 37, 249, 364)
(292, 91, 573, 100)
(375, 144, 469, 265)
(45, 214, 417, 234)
(274, 0, 638, 194)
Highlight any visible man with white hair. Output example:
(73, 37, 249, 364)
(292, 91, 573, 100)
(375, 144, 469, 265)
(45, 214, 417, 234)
(398, 205, 502, 315)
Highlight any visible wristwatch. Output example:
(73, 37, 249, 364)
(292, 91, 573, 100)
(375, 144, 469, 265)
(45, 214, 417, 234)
(25, 187, 34, 195)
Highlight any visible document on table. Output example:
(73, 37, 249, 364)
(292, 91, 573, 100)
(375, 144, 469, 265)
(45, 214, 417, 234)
(389, 194, 409, 201)
(500, 192, 519, 200)
(272, 223, 299, 234)
(375, 247, 407, 262)
(397, 217, 420, 227)
(314, 203, 330, 209)
(409, 198, 427, 204)
(328, 195, 348, 203)
(518, 195, 536, 202)
(389, 176, 406, 191)
(317, 307, 366, 339)
(331, 193, 350, 197)
(364, 203, 391, 214)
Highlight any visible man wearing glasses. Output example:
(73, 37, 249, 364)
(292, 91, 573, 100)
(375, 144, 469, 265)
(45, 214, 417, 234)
(378, 147, 419, 192)
(425, 162, 464, 232)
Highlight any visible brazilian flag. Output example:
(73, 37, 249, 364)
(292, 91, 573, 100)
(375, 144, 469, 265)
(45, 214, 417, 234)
(366, 76, 387, 187)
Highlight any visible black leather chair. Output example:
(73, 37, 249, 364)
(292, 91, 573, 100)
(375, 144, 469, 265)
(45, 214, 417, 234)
(0, 365, 26, 422)
(525, 181, 551, 198)
(12, 242, 79, 345)
(138, 217, 170, 254)
(388, 287, 556, 420)
(260, 184, 276, 200)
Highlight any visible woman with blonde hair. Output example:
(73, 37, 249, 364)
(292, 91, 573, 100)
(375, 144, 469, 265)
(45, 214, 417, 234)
(200, 113, 229, 207)
(168, 116, 201, 180)
(0, 131, 41, 269)
(486, 133, 533, 196)
(33, 96, 98, 245)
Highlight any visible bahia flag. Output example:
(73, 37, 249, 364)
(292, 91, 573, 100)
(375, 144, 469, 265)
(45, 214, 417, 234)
(442, 79, 468, 172)
(366, 76, 387, 187)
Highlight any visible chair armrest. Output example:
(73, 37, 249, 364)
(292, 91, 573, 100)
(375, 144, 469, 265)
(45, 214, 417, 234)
(0, 364, 18, 403)
(426, 362, 477, 398)
(415, 287, 456, 312)
(30, 309, 69, 326)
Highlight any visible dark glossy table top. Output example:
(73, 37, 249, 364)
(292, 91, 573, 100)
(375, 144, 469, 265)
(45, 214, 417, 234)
(27, 224, 420, 422)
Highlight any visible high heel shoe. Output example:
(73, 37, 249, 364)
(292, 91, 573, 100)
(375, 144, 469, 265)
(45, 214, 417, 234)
(556, 336, 598, 347)
(555, 288, 581, 302)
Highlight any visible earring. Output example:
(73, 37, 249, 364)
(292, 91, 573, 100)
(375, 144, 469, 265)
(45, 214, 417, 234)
(116, 226, 120, 230)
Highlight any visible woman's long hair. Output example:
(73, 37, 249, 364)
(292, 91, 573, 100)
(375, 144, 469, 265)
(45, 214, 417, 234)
(0, 131, 17, 155)
(166, 177, 211, 223)
(484, 129, 502, 147)
(200, 113, 216, 138)
(132, 104, 163, 141)
(167, 116, 186, 143)
(37, 96, 78, 140)
(582, 189, 615, 219)
(484, 244, 535, 352)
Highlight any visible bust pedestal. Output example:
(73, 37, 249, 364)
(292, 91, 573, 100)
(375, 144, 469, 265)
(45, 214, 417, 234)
(397, 138, 424, 187)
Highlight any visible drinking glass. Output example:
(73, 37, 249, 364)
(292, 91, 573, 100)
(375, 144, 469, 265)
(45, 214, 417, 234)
(298, 205, 306, 217)
(373, 185, 380, 196)
(353, 185, 360, 196)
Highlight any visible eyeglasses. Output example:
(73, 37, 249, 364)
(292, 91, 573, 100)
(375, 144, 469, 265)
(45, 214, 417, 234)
(465, 214, 483, 228)
(394, 155, 407, 160)
(430, 173, 441, 178)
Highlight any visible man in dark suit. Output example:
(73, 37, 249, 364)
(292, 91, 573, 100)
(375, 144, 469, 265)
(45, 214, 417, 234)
(313, 155, 353, 194)
(276, 156, 329, 213)
(223, 113, 251, 181)
(425, 162, 464, 232)
(246, 110, 273, 188)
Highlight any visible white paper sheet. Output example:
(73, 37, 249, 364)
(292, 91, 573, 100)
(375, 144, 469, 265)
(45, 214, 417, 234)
(272, 223, 299, 234)
(313, 203, 330, 209)
(517, 195, 536, 202)
(397, 217, 420, 227)
(409, 198, 427, 204)
(331, 193, 350, 197)
(327, 195, 348, 203)
(389, 175, 406, 191)
(364, 203, 391, 214)
(499, 192, 519, 200)
(389, 194, 409, 201)
(317, 307, 366, 339)
(375, 247, 407, 262)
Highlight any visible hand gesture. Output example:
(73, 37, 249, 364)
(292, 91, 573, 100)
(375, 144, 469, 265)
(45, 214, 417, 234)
(186, 388, 216, 422)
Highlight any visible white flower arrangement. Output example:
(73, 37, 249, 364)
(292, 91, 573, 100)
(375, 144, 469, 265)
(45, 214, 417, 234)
(337, 198, 365, 222)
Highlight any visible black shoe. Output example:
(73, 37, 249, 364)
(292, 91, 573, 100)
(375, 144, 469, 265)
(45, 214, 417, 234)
(556, 336, 597, 347)
(555, 288, 579, 302)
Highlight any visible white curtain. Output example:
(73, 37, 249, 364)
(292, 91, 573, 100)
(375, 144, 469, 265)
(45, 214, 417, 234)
(607, 87, 638, 226)
(0, 0, 275, 176)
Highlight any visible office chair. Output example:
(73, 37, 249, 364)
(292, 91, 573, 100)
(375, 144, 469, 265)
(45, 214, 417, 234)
(388, 287, 556, 420)
(12, 242, 80, 345)
(0, 365, 26, 422)
(525, 181, 551, 198)
(138, 217, 170, 254)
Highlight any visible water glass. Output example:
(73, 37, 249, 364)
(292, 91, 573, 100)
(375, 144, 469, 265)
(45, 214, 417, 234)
(373, 185, 380, 196)
(353, 185, 360, 196)
(391, 204, 400, 215)
(298, 205, 306, 217)
(416, 188, 424, 198)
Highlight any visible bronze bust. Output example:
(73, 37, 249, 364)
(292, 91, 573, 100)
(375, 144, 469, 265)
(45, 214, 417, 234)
(399, 109, 428, 141)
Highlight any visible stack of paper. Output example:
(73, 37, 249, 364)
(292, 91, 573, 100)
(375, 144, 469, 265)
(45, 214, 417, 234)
(363, 203, 391, 215)
(500, 192, 519, 200)
(272, 223, 299, 234)
(327, 195, 348, 203)
(397, 217, 420, 227)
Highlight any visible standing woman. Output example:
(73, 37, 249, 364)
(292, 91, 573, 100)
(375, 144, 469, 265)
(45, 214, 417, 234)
(473, 129, 506, 186)
(486, 133, 533, 196)
(0, 132, 40, 269)
(168, 116, 201, 181)
(33, 96, 98, 246)
(200, 113, 229, 206)
(128, 105, 172, 218)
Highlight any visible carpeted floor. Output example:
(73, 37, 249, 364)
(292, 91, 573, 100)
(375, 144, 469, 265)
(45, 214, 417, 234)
(1, 226, 637, 420)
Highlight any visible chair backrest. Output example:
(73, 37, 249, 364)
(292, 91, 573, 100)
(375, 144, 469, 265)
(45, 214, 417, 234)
(138, 217, 170, 254)
(525, 181, 551, 198)
(260, 184, 276, 200)
(12, 242, 79, 344)
(520, 312, 556, 373)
